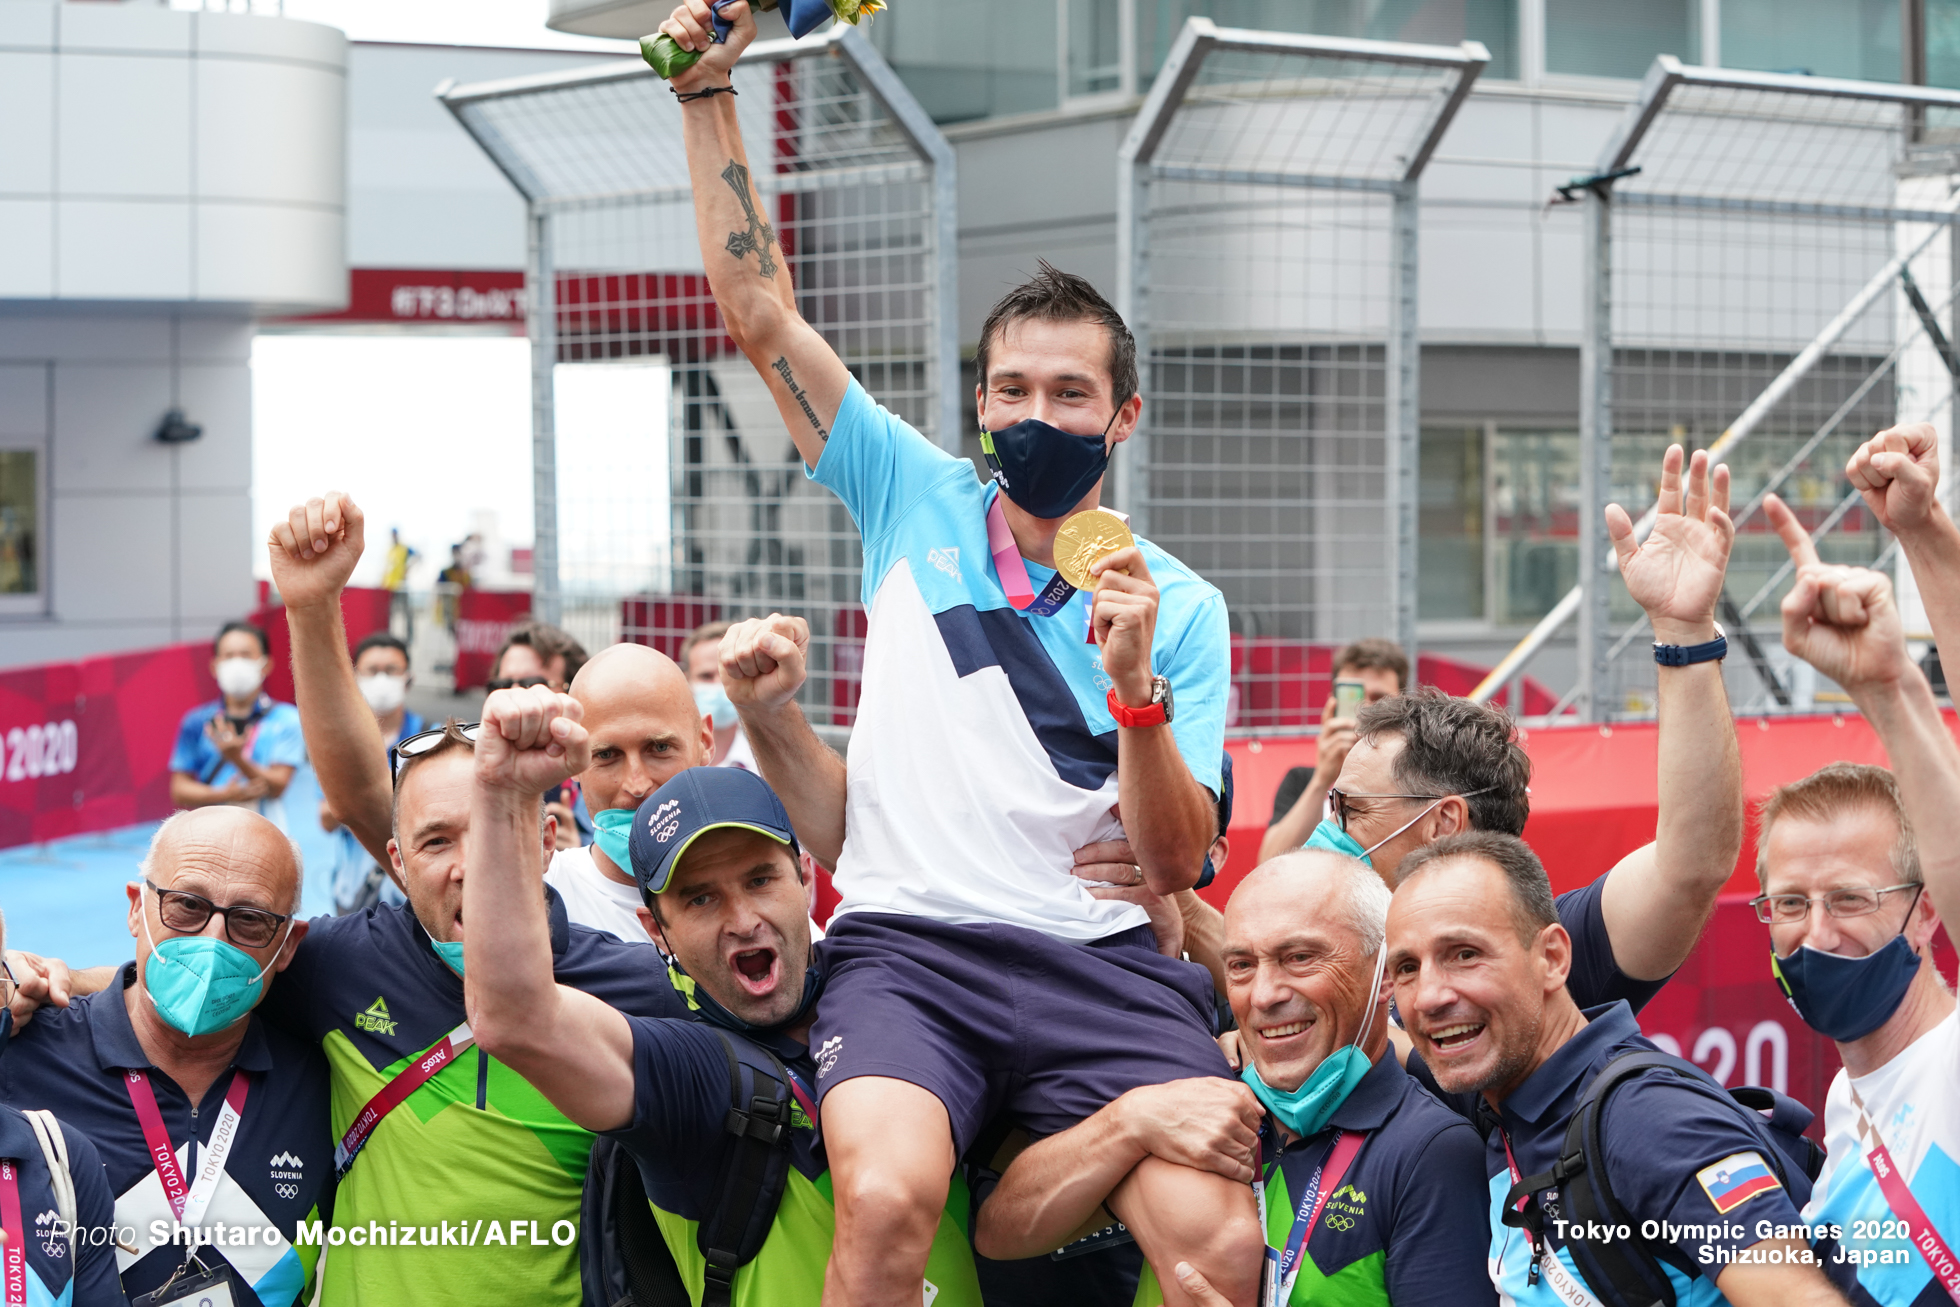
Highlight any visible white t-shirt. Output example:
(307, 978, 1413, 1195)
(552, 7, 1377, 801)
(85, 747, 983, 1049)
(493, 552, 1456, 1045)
(720, 725, 757, 772)
(1805, 1008, 1960, 1303)
(545, 846, 652, 946)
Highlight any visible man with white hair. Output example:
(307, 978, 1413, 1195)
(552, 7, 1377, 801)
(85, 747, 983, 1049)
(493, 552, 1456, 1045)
(0, 805, 334, 1307)
(974, 850, 1492, 1306)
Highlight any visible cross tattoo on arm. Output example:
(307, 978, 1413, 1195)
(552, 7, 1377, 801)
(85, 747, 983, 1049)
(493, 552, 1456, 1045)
(721, 160, 778, 278)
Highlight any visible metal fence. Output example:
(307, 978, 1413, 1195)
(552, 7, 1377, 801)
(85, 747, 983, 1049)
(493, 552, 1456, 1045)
(1117, 19, 1485, 730)
(1476, 58, 1960, 720)
(442, 28, 956, 720)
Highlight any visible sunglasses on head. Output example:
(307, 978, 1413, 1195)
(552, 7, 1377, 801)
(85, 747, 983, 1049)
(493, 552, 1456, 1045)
(390, 722, 484, 779)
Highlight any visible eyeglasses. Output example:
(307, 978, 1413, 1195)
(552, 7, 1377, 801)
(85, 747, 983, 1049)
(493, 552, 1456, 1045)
(1327, 785, 1497, 832)
(390, 722, 483, 779)
(1751, 883, 1922, 925)
(144, 878, 292, 949)
(1327, 788, 1445, 832)
(0, 956, 16, 1008)
(486, 675, 553, 692)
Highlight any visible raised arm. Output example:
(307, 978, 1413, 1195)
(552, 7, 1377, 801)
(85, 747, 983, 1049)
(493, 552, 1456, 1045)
(659, 0, 851, 470)
(1257, 706, 1354, 864)
(267, 493, 394, 866)
(464, 686, 637, 1132)
(1769, 494, 1960, 941)
(1844, 422, 1960, 665)
(720, 614, 847, 867)
(1596, 447, 1744, 981)
(973, 1078, 1260, 1261)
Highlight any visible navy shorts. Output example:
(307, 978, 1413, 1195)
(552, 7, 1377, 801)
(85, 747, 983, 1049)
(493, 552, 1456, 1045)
(810, 912, 1229, 1154)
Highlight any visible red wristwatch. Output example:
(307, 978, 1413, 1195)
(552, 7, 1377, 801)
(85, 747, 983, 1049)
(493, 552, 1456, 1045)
(1108, 677, 1174, 728)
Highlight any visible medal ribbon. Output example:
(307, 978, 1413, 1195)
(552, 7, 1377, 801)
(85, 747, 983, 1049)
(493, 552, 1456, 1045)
(334, 1022, 473, 1177)
(985, 494, 1077, 617)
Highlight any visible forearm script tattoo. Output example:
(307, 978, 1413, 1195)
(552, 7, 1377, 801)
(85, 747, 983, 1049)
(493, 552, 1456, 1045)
(772, 356, 827, 441)
(721, 161, 778, 278)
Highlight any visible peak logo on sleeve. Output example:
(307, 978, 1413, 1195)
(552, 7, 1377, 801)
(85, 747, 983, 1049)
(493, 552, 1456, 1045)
(353, 995, 398, 1036)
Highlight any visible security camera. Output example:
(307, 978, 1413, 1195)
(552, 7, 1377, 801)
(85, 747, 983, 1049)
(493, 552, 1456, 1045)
(154, 408, 203, 444)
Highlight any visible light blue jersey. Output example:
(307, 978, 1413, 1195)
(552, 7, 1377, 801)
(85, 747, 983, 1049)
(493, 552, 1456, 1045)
(808, 380, 1229, 941)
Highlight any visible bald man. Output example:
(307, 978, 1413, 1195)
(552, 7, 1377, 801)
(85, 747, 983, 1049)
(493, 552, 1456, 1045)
(269, 492, 713, 941)
(1, 806, 338, 1307)
(975, 851, 1492, 1307)
(542, 643, 714, 942)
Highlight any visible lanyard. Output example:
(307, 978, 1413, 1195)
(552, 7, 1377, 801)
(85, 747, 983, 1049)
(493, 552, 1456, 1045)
(985, 495, 1078, 617)
(334, 1022, 473, 1178)
(0, 1160, 23, 1307)
(1499, 1128, 1548, 1287)
(1274, 1130, 1365, 1298)
(784, 1068, 819, 1136)
(1850, 1084, 1960, 1304)
(125, 1070, 249, 1228)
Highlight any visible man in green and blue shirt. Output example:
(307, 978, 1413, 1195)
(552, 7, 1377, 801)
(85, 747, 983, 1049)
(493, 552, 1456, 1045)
(976, 850, 1491, 1307)
(462, 688, 982, 1307)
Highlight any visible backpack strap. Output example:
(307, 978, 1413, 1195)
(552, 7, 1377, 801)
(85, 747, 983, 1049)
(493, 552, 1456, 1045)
(698, 1029, 797, 1307)
(611, 1146, 690, 1307)
(1501, 1051, 1688, 1307)
(21, 1111, 75, 1262)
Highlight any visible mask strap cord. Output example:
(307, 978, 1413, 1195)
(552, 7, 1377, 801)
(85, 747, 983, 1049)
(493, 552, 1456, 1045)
(1353, 942, 1391, 1052)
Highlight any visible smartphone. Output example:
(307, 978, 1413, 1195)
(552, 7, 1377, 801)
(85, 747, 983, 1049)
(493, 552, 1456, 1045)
(1333, 678, 1367, 722)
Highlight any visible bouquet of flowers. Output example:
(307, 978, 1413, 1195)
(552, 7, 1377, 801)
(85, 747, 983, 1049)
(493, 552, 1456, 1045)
(642, 0, 885, 79)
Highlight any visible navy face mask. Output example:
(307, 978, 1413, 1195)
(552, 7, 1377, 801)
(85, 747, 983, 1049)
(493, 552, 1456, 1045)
(1772, 933, 1922, 1043)
(980, 406, 1121, 520)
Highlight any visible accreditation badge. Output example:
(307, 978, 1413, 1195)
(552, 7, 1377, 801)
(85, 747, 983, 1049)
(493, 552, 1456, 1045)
(130, 1257, 241, 1307)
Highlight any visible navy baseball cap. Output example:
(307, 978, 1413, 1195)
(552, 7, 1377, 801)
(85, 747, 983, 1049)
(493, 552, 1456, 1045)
(628, 766, 800, 896)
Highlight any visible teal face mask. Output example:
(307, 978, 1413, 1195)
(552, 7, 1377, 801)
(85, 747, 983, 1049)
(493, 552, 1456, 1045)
(593, 807, 636, 873)
(693, 681, 737, 731)
(140, 903, 289, 1038)
(1305, 818, 1371, 864)
(431, 939, 466, 977)
(1240, 943, 1389, 1138)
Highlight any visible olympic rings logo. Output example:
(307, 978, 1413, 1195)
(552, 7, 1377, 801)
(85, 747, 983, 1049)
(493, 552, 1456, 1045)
(275, 1183, 299, 1200)
(1323, 1214, 1355, 1232)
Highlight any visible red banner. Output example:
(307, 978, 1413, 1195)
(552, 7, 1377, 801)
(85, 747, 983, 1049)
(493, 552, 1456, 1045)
(277, 268, 528, 328)
(249, 588, 395, 706)
(0, 642, 216, 848)
(452, 590, 535, 691)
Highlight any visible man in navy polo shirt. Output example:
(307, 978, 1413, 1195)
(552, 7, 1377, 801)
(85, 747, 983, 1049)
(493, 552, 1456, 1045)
(0, 914, 127, 1307)
(460, 693, 982, 1305)
(1, 806, 332, 1307)
(1388, 832, 1844, 1307)
(980, 850, 1492, 1307)
(655, 3, 1251, 1300)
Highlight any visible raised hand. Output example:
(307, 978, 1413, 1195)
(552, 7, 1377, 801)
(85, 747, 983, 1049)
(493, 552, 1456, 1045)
(478, 685, 590, 798)
(658, 0, 753, 85)
(1846, 422, 1941, 537)
(1606, 445, 1734, 645)
(268, 492, 364, 611)
(1091, 547, 1160, 707)
(1766, 494, 1913, 694)
(720, 614, 810, 712)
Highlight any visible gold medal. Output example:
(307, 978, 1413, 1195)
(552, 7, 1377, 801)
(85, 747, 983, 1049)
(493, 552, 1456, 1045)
(1053, 509, 1136, 591)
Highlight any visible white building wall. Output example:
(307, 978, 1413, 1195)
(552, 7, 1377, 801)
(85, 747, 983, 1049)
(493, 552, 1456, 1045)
(0, 1, 347, 668)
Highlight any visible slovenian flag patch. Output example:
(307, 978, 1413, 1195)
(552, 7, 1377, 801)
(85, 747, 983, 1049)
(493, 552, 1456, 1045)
(1695, 1152, 1782, 1214)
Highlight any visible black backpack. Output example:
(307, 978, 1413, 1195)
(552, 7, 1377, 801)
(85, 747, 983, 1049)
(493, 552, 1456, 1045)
(581, 1028, 801, 1307)
(1498, 1049, 1826, 1307)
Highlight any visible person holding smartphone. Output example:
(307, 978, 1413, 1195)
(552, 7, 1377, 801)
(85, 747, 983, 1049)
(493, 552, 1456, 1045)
(1258, 638, 1409, 863)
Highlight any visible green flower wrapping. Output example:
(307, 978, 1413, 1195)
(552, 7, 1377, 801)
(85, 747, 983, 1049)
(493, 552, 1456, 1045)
(642, 0, 885, 79)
